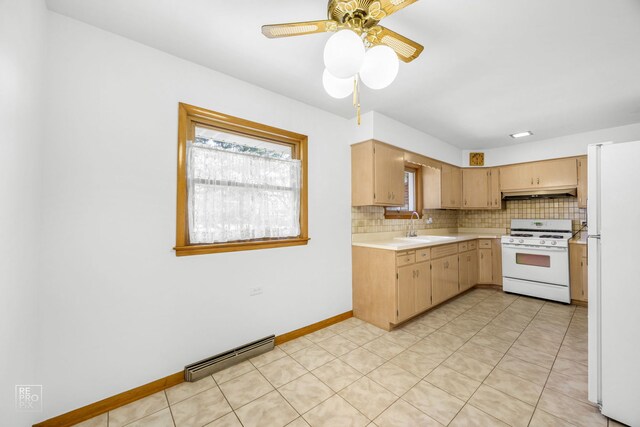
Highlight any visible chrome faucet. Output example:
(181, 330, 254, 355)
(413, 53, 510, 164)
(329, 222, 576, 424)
(407, 211, 420, 237)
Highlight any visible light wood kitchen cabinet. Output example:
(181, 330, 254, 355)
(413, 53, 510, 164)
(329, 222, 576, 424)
(397, 260, 432, 322)
(353, 246, 433, 330)
(577, 156, 588, 208)
(423, 162, 462, 209)
(462, 168, 501, 209)
(441, 164, 462, 209)
(458, 247, 478, 291)
(478, 239, 493, 284)
(432, 254, 459, 305)
(500, 157, 577, 191)
(351, 140, 405, 206)
(570, 243, 588, 302)
(491, 238, 502, 286)
(489, 169, 501, 209)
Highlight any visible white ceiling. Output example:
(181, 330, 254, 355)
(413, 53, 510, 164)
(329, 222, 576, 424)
(46, 0, 640, 149)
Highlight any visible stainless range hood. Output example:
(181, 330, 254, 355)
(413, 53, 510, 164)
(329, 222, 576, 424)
(501, 187, 577, 200)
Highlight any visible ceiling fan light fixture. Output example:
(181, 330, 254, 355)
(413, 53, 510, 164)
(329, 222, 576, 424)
(323, 29, 365, 79)
(359, 44, 399, 90)
(322, 68, 355, 99)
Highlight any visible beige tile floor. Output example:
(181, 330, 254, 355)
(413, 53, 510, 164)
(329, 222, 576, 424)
(74, 289, 629, 427)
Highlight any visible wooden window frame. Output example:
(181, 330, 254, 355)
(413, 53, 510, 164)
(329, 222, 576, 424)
(384, 164, 423, 219)
(174, 103, 309, 256)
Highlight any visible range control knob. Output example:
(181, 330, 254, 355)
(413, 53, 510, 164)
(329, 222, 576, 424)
(509, 238, 514, 243)
(540, 240, 546, 244)
(551, 241, 557, 245)
(518, 239, 524, 243)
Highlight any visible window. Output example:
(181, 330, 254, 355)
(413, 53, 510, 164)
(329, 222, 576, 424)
(175, 103, 308, 256)
(385, 165, 423, 218)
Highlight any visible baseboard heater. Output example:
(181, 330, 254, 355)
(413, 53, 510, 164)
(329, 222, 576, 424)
(184, 335, 275, 382)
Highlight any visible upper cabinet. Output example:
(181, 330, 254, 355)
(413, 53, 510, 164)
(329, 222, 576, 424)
(352, 140, 405, 206)
(577, 156, 587, 208)
(462, 168, 501, 209)
(424, 163, 461, 209)
(441, 164, 462, 209)
(500, 158, 577, 191)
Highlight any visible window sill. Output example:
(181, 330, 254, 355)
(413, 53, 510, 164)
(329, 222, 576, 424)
(174, 237, 310, 256)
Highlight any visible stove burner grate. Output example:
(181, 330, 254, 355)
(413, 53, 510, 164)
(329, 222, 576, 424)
(511, 233, 534, 237)
(539, 235, 564, 239)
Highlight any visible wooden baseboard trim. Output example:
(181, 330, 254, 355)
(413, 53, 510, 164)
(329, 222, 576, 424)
(275, 310, 353, 345)
(33, 372, 184, 427)
(34, 310, 353, 427)
(571, 299, 588, 307)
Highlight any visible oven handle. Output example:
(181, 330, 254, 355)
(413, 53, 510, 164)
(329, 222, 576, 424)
(501, 244, 568, 252)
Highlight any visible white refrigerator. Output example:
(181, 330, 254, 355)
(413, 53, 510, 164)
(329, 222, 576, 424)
(588, 140, 640, 426)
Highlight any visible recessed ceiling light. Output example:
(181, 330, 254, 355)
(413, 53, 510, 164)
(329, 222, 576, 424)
(510, 131, 533, 139)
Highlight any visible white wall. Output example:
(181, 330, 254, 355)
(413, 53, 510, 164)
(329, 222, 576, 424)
(461, 122, 640, 167)
(369, 112, 463, 166)
(38, 12, 353, 420)
(0, 0, 46, 425)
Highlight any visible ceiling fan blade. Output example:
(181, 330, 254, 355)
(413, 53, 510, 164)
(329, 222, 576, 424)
(378, 0, 419, 17)
(261, 20, 338, 38)
(368, 26, 424, 63)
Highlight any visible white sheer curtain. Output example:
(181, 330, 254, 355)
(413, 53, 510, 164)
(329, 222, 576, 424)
(187, 142, 301, 244)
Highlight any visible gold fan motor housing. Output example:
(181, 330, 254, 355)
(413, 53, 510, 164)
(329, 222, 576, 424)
(327, 0, 383, 33)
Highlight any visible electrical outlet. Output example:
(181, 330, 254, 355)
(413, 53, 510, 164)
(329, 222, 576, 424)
(426, 217, 433, 224)
(249, 286, 263, 296)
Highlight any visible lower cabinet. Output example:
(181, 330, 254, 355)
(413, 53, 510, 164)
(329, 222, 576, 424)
(478, 248, 492, 283)
(432, 254, 459, 305)
(570, 243, 588, 302)
(397, 261, 432, 322)
(353, 239, 492, 331)
(459, 249, 478, 291)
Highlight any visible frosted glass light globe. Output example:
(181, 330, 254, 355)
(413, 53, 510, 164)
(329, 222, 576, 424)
(322, 69, 354, 99)
(359, 45, 399, 90)
(323, 30, 365, 79)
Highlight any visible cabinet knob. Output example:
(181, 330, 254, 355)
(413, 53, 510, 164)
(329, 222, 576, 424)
(537, 177, 540, 184)
(531, 178, 533, 185)
(495, 198, 498, 205)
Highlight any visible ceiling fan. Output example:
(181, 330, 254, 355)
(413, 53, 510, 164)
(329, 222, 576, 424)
(262, 0, 424, 124)
(261, 0, 424, 64)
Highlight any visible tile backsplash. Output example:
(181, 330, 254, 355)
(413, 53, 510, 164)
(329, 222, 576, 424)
(352, 197, 587, 234)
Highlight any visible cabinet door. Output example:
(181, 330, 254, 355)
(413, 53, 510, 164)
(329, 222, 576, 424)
(397, 264, 416, 322)
(469, 249, 478, 286)
(577, 156, 588, 208)
(489, 168, 501, 209)
(462, 169, 490, 209)
(570, 245, 583, 301)
(534, 158, 577, 188)
(491, 238, 502, 285)
(442, 164, 462, 208)
(432, 255, 459, 304)
(458, 253, 469, 291)
(478, 249, 492, 283)
(415, 261, 432, 312)
(374, 142, 405, 206)
(499, 163, 534, 190)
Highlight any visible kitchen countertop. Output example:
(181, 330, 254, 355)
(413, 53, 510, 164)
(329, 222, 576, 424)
(352, 229, 505, 251)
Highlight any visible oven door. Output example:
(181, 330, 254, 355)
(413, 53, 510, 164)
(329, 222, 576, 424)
(502, 244, 569, 286)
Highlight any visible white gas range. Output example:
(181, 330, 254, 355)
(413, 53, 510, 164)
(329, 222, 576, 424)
(501, 219, 573, 303)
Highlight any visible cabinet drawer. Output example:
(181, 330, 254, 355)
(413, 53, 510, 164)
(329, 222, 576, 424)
(478, 239, 492, 249)
(458, 242, 468, 252)
(416, 248, 430, 261)
(396, 251, 416, 266)
(431, 244, 458, 259)
(467, 240, 477, 250)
